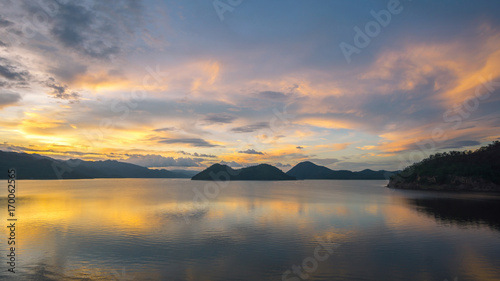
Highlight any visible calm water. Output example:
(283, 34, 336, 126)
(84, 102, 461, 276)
(1, 179, 500, 281)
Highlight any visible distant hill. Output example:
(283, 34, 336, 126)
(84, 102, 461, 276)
(192, 163, 296, 181)
(170, 169, 200, 178)
(286, 161, 396, 180)
(0, 151, 192, 179)
(388, 141, 500, 191)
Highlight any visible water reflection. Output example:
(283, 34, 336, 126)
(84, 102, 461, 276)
(407, 196, 500, 231)
(0, 179, 499, 280)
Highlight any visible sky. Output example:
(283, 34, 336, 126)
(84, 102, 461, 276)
(0, 0, 499, 171)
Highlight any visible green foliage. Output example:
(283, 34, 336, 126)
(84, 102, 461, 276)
(396, 141, 500, 184)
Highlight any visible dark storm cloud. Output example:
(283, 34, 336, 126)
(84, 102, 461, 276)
(231, 122, 270, 133)
(158, 138, 219, 147)
(203, 113, 237, 124)
(238, 149, 264, 155)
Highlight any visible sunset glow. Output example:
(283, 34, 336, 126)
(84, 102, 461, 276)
(1, 1, 499, 171)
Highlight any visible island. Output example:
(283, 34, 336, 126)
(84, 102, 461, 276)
(191, 163, 296, 181)
(286, 161, 396, 180)
(388, 141, 500, 192)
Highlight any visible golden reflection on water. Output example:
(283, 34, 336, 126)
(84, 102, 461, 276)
(1, 179, 499, 280)
(6, 179, 362, 234)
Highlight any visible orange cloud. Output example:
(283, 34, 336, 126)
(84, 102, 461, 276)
(357, 145, 376, 150)
(314, 142, 351, 151)
(362, 25, 500, 108)
(297, 117, 358, 130)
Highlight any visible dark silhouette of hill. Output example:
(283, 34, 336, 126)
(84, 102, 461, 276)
(0, 150, 192, 179)
(286, 161, 396, 180)
(192, 163, 296, 181)
(388, 141, 500, 191)
(170, 169, 199, 177)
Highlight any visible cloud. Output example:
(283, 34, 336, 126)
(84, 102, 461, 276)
(239, 149, 264, 155)
(49, 2, 120, 59)
(0, 57, 30, 81)
(48, 61, 88, 83)
(193, 152, 216, 158)
(0, 92, 22, 109)
(158, 138, 219, 147)
(203, 113, 237, 124)
(153, 127, 175, 132)
(0, 17, 13, 28)
(330, 160, 396, 172)
(18, 0, 143, 60)
(220, 160, 243, 167)
(308, 158, 340, 166)
(1, 0, 499, 173)
(0, 143, 107, 159)
(231, 122, 269, 133)
(258, 91, 287, 100)
(124, 154, 203, 167)
(403, 138, 483, 153)
(45, 78, 80, 102)
(178, 151, 217, 158)
(315, 143, 351, 151)
(441, 140, 481, 149)
(274, 162, 291, 168)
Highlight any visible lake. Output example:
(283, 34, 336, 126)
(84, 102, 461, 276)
(1, 179, 500, 280)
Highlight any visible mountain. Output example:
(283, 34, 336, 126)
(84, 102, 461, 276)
(286, 161, 334, 179)
(192, 163, 296, 181)
(286, 161, 396, 180)
(0, 150, 191, 179)
(388, 141, 500, 191)
(170, 169, 200, 178)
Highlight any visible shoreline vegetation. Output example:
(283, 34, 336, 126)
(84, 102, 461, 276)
(388, 141, 500, 192)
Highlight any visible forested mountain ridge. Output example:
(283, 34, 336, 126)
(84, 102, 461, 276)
(388, 141, 500, 191)
(287, 161, 396, 180)
(192, 163, 296, 181)
(0, 150, 193, 179)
